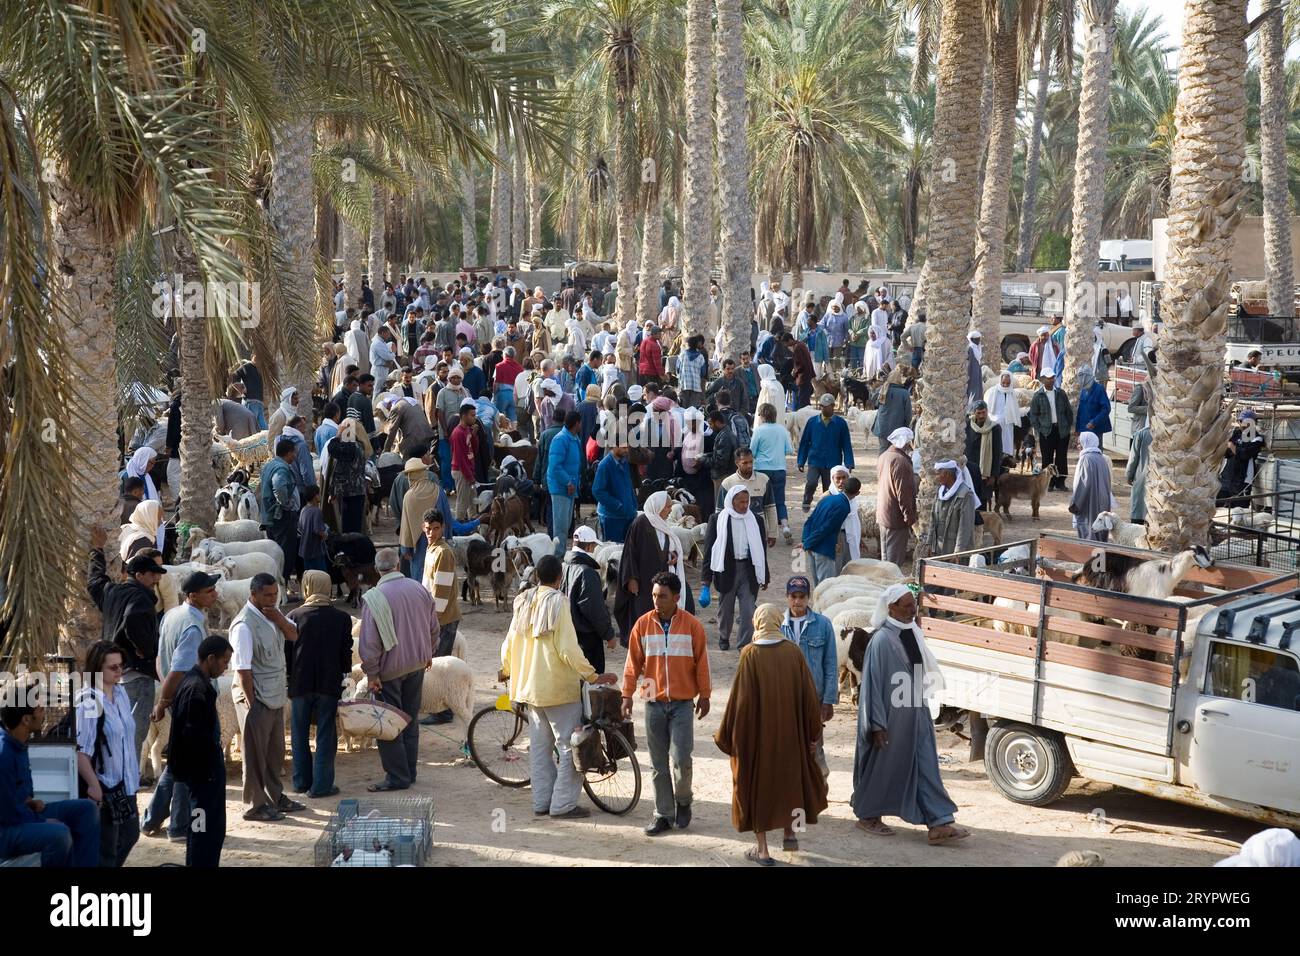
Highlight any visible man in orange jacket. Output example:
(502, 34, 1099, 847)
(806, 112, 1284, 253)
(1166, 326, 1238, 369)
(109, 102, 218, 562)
(621, 571, 710, 836)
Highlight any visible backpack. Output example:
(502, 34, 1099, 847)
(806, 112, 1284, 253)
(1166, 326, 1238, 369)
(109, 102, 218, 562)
(729, 412, 751, 447)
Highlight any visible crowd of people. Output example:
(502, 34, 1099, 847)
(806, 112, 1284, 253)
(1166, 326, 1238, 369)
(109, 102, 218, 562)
(7, 267, 1271, 870)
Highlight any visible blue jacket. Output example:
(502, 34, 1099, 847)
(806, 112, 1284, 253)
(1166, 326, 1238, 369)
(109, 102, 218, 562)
(0, 727, 39, 825)
(463, 365, 487, 400)
(575, 363, 599, 397)
(802, 493, 851, 558)
(797, 414, 855, 471)
(781, 611, 838, 706)
(592, 452, 637, 520)
(1076, 382, 1112, 436)
(546, 428, 583, 496)
(259, 455, 300, 521)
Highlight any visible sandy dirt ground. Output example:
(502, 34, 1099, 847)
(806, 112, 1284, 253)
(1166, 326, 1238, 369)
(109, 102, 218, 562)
(128, 417, 1261, 867)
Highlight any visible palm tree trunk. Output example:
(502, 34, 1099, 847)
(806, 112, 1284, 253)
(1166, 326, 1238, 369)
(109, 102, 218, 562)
(491, 138, 511, 265)
(637, 198, 664, 324)
(1014, 43, 1052, 272)
(459, 161, 478, 267)
(716, 0, 755, 361)
(512, 151, 526, 268)
(340, 216, 361, 313)
(1258, 0, 1294, 318)
(971, 15, 1020, 357)
(527, 160, 543, 257)
(974, 44, 995, 201)
(1146, 0, 1248, 552)
(915, 0, 987, 549)
(681, 0, 715, 339)
(272, 112, 319, 438)
(827, 216, 845, 273)
(1062, 0, 1117, 408)
(174, 244, 218, 533)
(613, 110, 638, 326)
(51, 173, 122, 655)
(368, 181, 386, 291)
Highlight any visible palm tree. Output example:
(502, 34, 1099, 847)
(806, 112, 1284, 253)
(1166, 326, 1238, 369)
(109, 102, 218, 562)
(459, 160, 479, 266)
(543, 0, 663, 327)
(1014, 2, 1074, 271)
(1146, 0, 1249, 552)
(716, 0, 755, 360)
(748, 1, 904, 289)
(914, 0, 987, 548)
(970, 2, 1031, 352)
(1257, 0, 1294, 318)
(1060, 0, 1118, 408)
(680, 0, 714, 339)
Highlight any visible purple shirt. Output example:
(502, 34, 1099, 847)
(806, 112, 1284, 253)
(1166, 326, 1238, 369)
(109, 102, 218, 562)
(358, 575, 438, 682)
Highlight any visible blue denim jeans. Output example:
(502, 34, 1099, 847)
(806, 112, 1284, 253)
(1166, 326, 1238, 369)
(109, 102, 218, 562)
(290, 693, 339, 795)
(142, 764, 191, 839)
(549, 494, 574, 554)
(437, 438, 455, 492)
(645, 699, 694, 821)
(912, 347, 924, 370)
(848, 345, 865, 369)
(599, 514, 630, 543)
(246, 399, 267, 429)
(494, 384, 516, 423)
(759, 468, 788, 523)
(0, 799, 100, 867)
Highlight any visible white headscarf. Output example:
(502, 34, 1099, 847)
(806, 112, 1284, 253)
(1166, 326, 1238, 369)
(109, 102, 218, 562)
(872, 583, 944, 697)
(887, 426, 914, 449)
(760, 281, 773, 304)
(600, 363, 622, 396)
(934, 459, 980, 509)
(1215, 829, 1300, 867)
(984, 372, 1023, 431)
(1073, 432, 1115, 514)
(119, 498, 165, 560)
(966, 330, 983, 363)
(126, 446, 159, 501)
(830, 466, 861, 557)
(277, 386, 298, 421)
(643, 491, 688, 585)
(709, 485, 767, 586)
(757, 363, 776, 383)
(657, 297, 681, 327)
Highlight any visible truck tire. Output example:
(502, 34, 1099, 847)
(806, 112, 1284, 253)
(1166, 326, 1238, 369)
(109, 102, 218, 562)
(984, 722, 1073, 806)
(1001, 335, 1030, 364)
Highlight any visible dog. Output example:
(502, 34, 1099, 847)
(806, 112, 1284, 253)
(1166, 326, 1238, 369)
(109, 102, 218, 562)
(992, 464, 1056, 520)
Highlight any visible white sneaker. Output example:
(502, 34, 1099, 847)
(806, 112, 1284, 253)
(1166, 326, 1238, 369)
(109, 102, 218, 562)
(782, 527, 793, 544)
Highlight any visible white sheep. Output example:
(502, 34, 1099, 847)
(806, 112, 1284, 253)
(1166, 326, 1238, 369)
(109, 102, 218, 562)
(142, 672, 241, 777)
(157, 561, 227, 612)
(214, 576, 281, 628)
(840, 557, 904, 584)
(502, 532, 556, 567)
(218, 551, 279, 581)
(1092, 511, 1148, 548)
(213, 519, 265, 543)
(418, 657, 475, 729)
(193, 536, 285, 577)
(786, 406, 819, 446)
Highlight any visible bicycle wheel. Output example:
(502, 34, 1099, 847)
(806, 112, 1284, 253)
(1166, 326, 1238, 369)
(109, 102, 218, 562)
(581, 727, 641, 815)
(467, 706, 531, 788)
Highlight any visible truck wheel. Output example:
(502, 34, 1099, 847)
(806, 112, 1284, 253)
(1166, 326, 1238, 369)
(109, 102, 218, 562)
(1001, 335, 1030, 364)
(984, 722, 1073, 806)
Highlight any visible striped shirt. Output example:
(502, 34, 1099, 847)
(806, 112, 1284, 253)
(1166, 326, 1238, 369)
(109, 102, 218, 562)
(422, 540, 461, 625)
(678, 351, 707, 393)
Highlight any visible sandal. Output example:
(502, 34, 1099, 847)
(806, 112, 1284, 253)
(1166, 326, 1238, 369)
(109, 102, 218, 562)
(928, 825, 971, 846)
(855, 819, 895, 836)
(782, 837, 799, 852)
(744, 847, 776, 867)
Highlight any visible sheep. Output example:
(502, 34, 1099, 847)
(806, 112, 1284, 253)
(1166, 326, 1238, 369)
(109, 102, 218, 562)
(213, 519, 265, 543)
(192, 536, 285, 577)
(418, 657, 475, 730)
(840, 557, 904, 585)
(503, 532, 557, 568)
(141, 672, 242, 777)
(214, 483, 258, 523)
(787, 406, 819, 446)
(218, 551, 279, 581)
(834, 619, 876, 700)
(1092, 511, 1148, 548)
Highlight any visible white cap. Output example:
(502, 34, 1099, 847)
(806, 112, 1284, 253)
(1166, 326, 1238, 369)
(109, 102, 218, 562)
(573, 526, 600, 545)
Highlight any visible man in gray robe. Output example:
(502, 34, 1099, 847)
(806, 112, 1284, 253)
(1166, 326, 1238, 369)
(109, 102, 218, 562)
(925, 461, 977, 558)
(851, 585, 968, 844)
(1070, 431, 1115, 541)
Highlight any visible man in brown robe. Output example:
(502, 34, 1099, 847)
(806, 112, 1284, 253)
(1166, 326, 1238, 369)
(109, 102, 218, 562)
(714, 604, 829, 865)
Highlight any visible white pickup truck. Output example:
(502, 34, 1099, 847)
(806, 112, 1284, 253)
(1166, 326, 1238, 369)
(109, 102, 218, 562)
(918, 534, 1300, 828)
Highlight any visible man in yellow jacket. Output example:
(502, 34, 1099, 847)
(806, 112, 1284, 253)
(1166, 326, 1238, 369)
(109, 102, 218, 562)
(499, 555, 618, 819)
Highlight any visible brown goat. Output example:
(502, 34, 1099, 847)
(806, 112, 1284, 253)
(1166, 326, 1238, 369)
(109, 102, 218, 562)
(486, 494, 533, 546)
(992, 464, 1056, 520)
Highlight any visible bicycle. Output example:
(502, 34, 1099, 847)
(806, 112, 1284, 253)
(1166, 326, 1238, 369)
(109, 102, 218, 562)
(467, 688, 641, 815)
